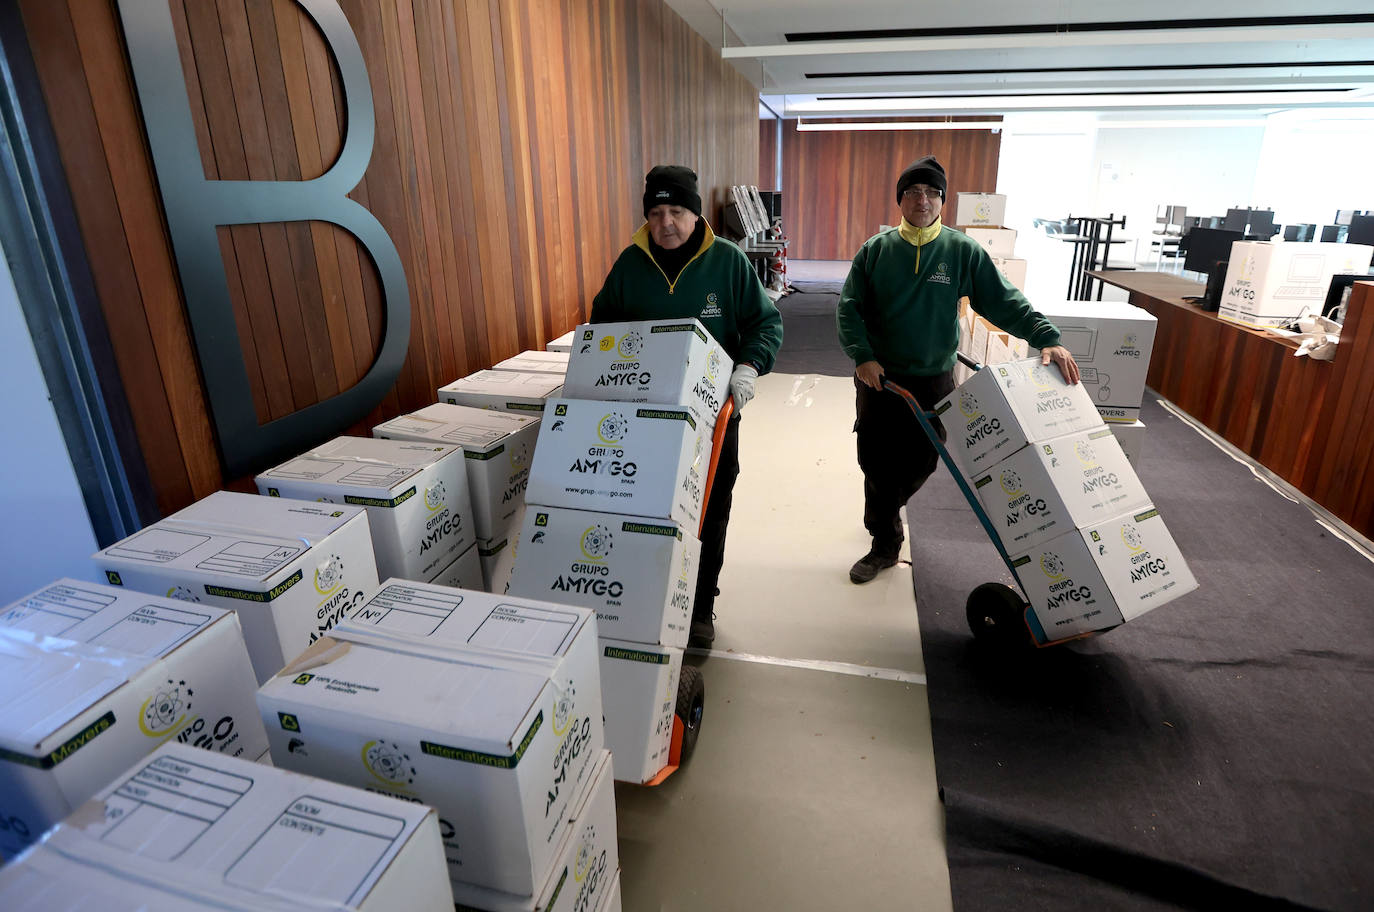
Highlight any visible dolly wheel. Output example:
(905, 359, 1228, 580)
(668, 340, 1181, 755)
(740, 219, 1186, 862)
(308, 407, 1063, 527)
(675, 666, 706, 763)
(966, 583, 1033, 649)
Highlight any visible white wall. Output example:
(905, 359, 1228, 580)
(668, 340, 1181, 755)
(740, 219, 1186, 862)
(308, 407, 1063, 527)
(0, 243, 100, 603)
(1253, 116, 1374, 228)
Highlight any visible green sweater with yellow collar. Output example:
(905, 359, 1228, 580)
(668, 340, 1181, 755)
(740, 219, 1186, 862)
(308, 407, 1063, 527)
(836, 223, 1061, 376)
(590, 221, 783, 373)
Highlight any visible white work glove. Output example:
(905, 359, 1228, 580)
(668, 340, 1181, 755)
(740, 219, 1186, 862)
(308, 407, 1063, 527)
(729, 363, 758, 411)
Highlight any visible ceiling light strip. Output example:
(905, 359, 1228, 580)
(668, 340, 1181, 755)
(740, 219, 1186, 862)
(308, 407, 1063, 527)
(790, 90, 1370, 112)
(722, 24, 1374, 59)
(796, 120, 1005, 131)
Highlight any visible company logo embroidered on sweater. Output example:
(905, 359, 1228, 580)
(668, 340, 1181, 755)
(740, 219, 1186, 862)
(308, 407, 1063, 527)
(927, 262, 951, 285)
(700, 292, 722, 319)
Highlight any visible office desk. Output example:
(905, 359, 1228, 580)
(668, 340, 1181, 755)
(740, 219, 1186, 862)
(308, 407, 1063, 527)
(1087, 269, 1374, 537)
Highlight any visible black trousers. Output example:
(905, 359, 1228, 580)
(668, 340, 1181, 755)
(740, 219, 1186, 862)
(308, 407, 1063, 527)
(854, 371, 955, 555)
(694, 413, 740, 621)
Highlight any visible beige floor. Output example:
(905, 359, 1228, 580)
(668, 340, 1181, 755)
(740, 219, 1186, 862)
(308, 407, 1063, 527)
(615, 372, 953, 911)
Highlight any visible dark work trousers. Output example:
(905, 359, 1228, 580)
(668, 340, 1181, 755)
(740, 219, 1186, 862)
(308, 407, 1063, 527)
(694, 413, 741, 622)
(854, 371, 955, 555)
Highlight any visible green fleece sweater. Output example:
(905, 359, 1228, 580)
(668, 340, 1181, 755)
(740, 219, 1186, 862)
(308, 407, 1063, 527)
(836, 226, 1061, 376)
(590, 221, 783, 373)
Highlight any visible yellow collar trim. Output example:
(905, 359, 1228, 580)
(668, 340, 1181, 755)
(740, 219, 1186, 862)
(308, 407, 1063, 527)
(898, 217, 942, 246)
(632, 219, 716, 258)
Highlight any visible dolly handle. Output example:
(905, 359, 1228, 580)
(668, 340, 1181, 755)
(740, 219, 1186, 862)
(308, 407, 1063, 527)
(698, 396, 737, 539)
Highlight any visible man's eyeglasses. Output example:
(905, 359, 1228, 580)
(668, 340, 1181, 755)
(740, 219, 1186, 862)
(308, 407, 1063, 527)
(903, 187, 943, 201)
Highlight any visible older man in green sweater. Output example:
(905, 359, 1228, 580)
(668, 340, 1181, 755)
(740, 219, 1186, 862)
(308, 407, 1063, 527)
(836, 155, 1080, 584)
(591, 165, 783, 646)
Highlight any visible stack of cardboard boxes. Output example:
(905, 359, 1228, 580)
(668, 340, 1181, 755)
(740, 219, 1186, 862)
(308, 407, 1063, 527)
(439, 369, 564, 415)
(956, 192, 1026, 292)
(256, 581, 620, 912)
(254, 437, 482, 589)
(509, 318, 728, 785)
(373, 403, 541, 593)
(937, 359, 1197, 641)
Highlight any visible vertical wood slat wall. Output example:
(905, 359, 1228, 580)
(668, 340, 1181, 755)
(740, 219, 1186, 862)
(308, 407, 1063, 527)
(19, 0, 758, 517)
(761, 117, 1003, 262)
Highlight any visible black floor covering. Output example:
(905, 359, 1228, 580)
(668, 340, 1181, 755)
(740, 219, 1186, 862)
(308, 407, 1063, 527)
(908, 394, 1374, 911)
(772, 291, 852, 377)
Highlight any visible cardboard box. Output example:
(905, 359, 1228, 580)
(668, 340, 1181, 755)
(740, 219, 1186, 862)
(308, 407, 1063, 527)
(508, 507, 698, 648)
(963, 226, 1017, 258)
(956, 192, 1007, 228)
(598, 875, 622, 912)
(562, 319, 732, 427)
(449, 749, 618, 912)
(373, 402, 539, 542)
(992, 255, 1027, 291)
(440, 370, 564, 414)
(598, 638, 681, 784)
(259, 581, 604, 896)
(1010, 505, 1198, 640)
(935, 358, 1104, 477)
(1032, 300, 1158, 422)
(1109, 419, 1147, 464)
(493, 351, 571, 375)
(479, 531, 520, 594)
(257, 437, 475, 584)
(525, 399, 705, 529)
(971, 426, 1150, 553)
(546, 331, 575, 353)
(0, 580, 268, 858)
(92, 492, 379, 684)
(1219, 241, 1373, 328)
(0, 743, 452, 911)
(432, 543, 484, 589)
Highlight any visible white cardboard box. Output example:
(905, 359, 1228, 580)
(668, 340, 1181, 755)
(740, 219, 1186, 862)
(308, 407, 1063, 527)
(257, 436, 475, 585)
(1109, 419, 1147, 464)
(432, 543, 484, 589)
(493, 351, 571, 375)
(449, 749, 618, 912)
(373, 402, 539, 542)
(1010, 505, 1198, 640)
(963, 226, 1017, 258)
(440, 370, 564, 415)
(598, 875, 622, 912)
(546, 330, 575, 353)
(92, 492, 379, 684)
(935, 358, 1104, 477)
(991, 255, 1027, 291)
(971, 426, 1150, 554)
(1219, 241, 1373, 328)
(479, 530, 521, 594)
(259, 581, 604, 897)
(0, 580, 268, 858)
(956, 192, 1007, 228)
(525, 398, 706, 529)
(598, 638, 681, 785)
(562, 319, 731, 428)
(508, 507, 698, 649)
(0, 743, 452, 911)
(1032, 300, 1158, 422)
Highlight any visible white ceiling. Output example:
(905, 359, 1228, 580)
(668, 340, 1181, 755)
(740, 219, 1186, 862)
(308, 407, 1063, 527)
(666, 0, 1374, 118)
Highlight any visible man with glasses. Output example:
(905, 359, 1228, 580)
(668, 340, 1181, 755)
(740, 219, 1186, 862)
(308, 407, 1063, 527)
(836, 155, 1080, 584)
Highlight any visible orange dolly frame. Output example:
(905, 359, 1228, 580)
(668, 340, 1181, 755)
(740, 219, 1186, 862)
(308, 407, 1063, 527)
(643, 394, 735, 785)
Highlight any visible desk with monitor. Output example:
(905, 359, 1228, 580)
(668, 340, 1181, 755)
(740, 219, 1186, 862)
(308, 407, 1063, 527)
(1085, 268, 1374, 538)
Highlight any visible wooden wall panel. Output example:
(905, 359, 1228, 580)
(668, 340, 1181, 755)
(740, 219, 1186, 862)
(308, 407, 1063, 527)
(20, 0, 758, 517)
(770, 117, 1002, 261)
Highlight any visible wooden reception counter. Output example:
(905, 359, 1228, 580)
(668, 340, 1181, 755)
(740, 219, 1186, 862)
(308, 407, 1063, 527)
(1086, 269, 1374, 540)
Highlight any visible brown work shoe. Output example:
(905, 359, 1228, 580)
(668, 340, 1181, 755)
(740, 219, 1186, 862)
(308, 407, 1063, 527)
(849, 547, 899, 584)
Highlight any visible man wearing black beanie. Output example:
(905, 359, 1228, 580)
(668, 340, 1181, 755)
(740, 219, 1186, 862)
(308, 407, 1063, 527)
(836, 155, 1081, 584)
(591, 165, 783, 648)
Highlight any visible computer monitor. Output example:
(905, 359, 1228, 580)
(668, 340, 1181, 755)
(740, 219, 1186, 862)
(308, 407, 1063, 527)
(1283, 225, 1299, 242)
(1184, 228, 1243, 275)
(1248, 210, 1277, 238)
(1321, 224, 1345, 243)
(1335, 209, 1357, 227)
(1347, 214, 1374, 247)
(1224, 208, 1250, 232)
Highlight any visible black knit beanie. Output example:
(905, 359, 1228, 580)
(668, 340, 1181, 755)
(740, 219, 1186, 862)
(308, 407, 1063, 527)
(896, 156, 947, 203)
(643, 165, 702, 217)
